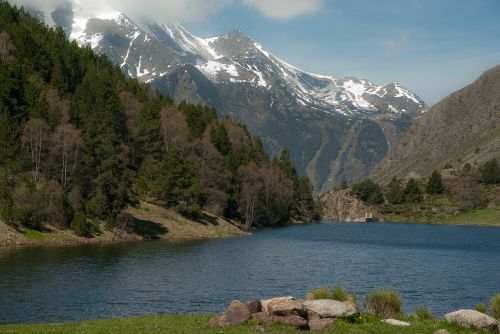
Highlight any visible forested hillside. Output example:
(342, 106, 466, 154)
(0, 2, 319, 238)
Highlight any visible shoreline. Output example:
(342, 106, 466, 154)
(3, 216, 498, 250)
(321, 218, 500, 228)
(0, 202, 251, 249)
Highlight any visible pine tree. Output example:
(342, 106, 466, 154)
(210, 122, 232, 155)
(480, 159, 500, 184)
(351, 179, 384, 205)
(403, 178, 423, 203)
(385, 177, 404, 204)
(425, 170, 444, 195)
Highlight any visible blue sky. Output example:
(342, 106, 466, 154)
(184, 0, 500, 105)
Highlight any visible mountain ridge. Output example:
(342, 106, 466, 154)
(372, 64, 500, 184)
(27, 0, 428, 192)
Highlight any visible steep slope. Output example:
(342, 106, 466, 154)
(27, 1, 427, 191)
(372, 65, 500, 184)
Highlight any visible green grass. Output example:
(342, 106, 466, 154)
(23, 229, 47, 240)
(441, 207, 500, 226)
(307, 285, 358, 306)
(0, 314, 495, 334)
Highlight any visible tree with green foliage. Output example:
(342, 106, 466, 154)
(425, 170, 444, 195)
(0, 2, 318, 235)
(137, 151, 206, 217)
(385, 177, 404, 204)
(480, 159, 500, 184)
(178, 102, 216, 138)
(209, 122, 232, 155)
(71, 212, 93, 237)
(273, 149, 320, 223)
(403, 178, 423, 203)
(351, 179, 384, 205)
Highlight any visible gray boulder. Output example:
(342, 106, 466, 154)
(251, 312, 274, 325)
(381, 318, 411, 326)
(269, 299, 306, 317)
(308, 318, 336, 330)
(208, 300, 251, 327)
(303, 299, 359, 318)
(273, 315, 308, 329)
(244, 300, 261, 314)
(260, 296, 295, 314)
(444, 309, 498, 330)
(433, 330, 451, 334)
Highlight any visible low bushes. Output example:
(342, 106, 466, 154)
(474, 303, 487, 314)
(71, 212, 94, 238)
(491, 293, 500, 319)
(415, 306, 433, 319)
(307, 285, 357, 306)
(308, 286, 330, 300)
(364, 289, 402, 318)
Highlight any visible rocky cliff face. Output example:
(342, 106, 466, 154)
(320, 189, 382, 222)
(372, 65, 500, 184)
(28, 1, 428, 192)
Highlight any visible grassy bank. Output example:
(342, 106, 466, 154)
(0, 202, 249, 248)
(440, 207, 500, 226)
(0, 314, 494, 334)
(381, 204, 500, 227)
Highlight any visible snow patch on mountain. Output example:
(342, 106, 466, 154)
(196, 61, 239, 80)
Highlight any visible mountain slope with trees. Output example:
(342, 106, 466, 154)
(23, 2, 428, 192)
(372, 65, 500, 184)
(0, 2, 319, 243)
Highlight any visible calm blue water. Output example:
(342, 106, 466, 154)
(0, 222, 499, 324)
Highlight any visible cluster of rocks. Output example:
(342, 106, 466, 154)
(209, 296, 359, 330)
(209, 296, 500, 332)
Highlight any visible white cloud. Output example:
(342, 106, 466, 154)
(107, 0, 233, 23)
(242, 0, 323, 20)
(10, 0, 321, 23)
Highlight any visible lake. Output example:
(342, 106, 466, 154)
(0, 221, 499, 324)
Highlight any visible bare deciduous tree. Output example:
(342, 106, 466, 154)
(50, 123, 84, 190)
(0, 32, 16, 61)
(457, 169, 482, 210)
(22, 118, 49, 182)
(160, 106, 189, 152)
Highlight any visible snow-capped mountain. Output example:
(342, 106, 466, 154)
(64, 7, 425, 117)
(30, 1, 427, 192)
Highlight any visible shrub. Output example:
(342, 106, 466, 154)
(475, 303, 487, 314)
(331, 285, 358, 306)
(425, 170, 444, 195)
(415, 306, 433, 319)
(364, 289, 402, 318)
(308, 286, 330, 300)
(385, 177, 404, 205)
(403, 178, 423, 203)
(71, 212, 93, 238)
(351, 179, 384, 205)
(491, 293, 500, 319)
(307, 286, 358, 307)
(480, 159, 500, 184)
